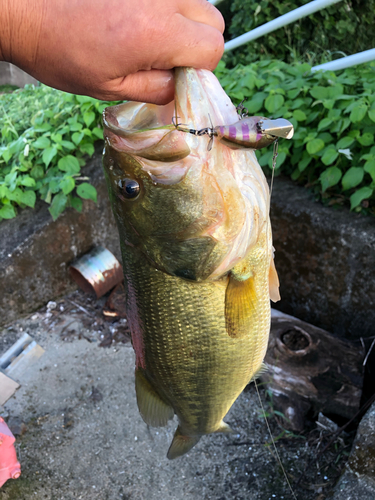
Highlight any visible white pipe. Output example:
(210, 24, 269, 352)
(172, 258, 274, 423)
(311, 48, 375, 72)
(224, 0, 344, 52)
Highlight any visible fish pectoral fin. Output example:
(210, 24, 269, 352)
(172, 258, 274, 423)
(135, 369, 174, 427)
(225, 273, 257, 339)
(214, 421, 234, 434)
(167, 426, 201, 460)
(269, 257, 280, 303)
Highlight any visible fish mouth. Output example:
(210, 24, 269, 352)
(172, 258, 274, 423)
(103, 68, 270, 281)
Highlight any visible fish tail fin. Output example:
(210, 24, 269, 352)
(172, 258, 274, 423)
(167, 426, 200, 460)
(215, 420, 235, 434)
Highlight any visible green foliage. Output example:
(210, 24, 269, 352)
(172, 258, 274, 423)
(221, 0, 375, 67)
(215, 59, 375, 214)
(0, 84, 116, 221)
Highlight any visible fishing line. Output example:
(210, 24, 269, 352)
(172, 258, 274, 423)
(260, 137, 298, 499)
(254, 378, 298, 500)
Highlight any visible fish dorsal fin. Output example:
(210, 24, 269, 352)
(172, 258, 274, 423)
(135, 369, 174, 427)
(269, 257, 280, 303)
(225, 268, 257, 339)
(167, 426, 201, 460)
(214, 421, 235, 434)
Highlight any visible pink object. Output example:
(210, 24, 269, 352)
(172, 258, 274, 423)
(0, 417, 21, 488)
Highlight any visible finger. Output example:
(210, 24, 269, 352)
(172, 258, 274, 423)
(151, 17, 224, 72)
(99, 69, 175, 104)
(178, 0, 225, 34)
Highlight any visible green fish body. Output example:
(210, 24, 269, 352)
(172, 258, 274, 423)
(102, 68, 280, 459)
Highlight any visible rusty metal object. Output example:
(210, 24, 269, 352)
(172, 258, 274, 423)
(69, 247, 123, 298)
(103, 283, 127, 319)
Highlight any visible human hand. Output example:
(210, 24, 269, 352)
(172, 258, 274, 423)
(0, 0, 224, 104)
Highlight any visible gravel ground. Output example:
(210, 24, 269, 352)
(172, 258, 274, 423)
(0, 290, 354, 500)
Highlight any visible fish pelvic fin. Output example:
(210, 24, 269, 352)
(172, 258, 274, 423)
(167, 426, 201, 460)
(135, 369, 174, 427)
(214, 420, 234, 434)
(225, 271, 257, 339)
(269, 256, 280, 302)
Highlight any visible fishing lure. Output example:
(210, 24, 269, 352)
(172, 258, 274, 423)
(174, 114, 293, 151)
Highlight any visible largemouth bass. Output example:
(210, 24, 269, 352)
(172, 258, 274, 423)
(102, 68, 284, 459)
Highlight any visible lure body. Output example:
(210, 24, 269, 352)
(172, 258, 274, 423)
(177, 116, 293, 151)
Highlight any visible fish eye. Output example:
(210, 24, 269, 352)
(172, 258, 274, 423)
(118, 179, 140, 199)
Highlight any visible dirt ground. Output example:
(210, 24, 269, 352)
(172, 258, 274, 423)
(0, 290, 354, 500)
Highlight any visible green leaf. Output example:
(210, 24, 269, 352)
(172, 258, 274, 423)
(322, 99, 335, 110)
(275, 152, 287, 169)
(293, 110, 306, 122)
(92, 127, 104, 140)
(287, 89, 300, 99)
(0, 204, 17, 219)
(350, 187, 373, 210)
(60, 140, 75, 151)
(69, 122, 83, 132)
(310, 87, 328, 100)
(70, 196, 83, 212)
(320, 166, 342, 192)
(318, 118, 332, 131)
(245, 92, 267, 113)
(51, 133, 62, 143)
(33, 136, 51, 149)
(321, 148, 339, 166)
(306, 139, 325, 155)
(258, 150, 273, 167)
(298, 155, 312, 172)
(30, 165, 44, 179)
(337, 136, 355, 149)
(42, 146, 58, 167)
(79, 143, 95, 156)
(350, 103, 368, 123)
(342, 167, 364, 191)
(20, 176, 36, 187)
(49, 192, 68, 221)
(72, 132, 84, 145)
(19, 190, 36, 208)
(60, 176, 75, 195)
(364, 160, 375, 182)
(83, 111, 96, 127)
(358, 133, 374, 146)
(58, 155, 80, 174)
(265, 94, 284, 113)
(76, 182, 97, 202)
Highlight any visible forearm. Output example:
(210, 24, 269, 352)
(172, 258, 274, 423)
(0, 0, 45, 66)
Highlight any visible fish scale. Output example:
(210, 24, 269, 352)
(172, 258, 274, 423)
(122, 229, 270, 437)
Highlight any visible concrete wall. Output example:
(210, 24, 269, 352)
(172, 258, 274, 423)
(0, 152, 121, 328)
(0, 62, 38, 87)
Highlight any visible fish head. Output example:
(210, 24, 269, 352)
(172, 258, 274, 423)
(103, 68, 270, 281)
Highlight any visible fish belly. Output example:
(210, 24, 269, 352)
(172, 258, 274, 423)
(122, 236, 271, 438)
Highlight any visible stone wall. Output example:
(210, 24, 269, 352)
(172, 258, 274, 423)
(271, 176, 375, 342)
